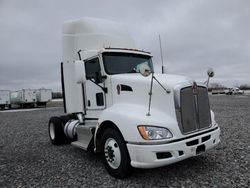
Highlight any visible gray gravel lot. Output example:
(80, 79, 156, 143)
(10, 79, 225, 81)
(0, 95, 249, 187)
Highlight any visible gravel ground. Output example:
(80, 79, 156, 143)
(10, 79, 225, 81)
(0, 95, 249, 187)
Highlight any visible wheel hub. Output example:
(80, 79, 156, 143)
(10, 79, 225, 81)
(104, 138, 121, 169)
(105, 145, 115, 162)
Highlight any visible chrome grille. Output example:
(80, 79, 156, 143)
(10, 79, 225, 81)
(197, 87, 211, 129)
(176, 85, 211, 134)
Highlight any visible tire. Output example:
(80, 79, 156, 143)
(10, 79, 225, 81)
(48, 116, 68, 145)
(101, 128, 132, 178)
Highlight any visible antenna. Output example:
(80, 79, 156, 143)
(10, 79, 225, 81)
(159, 35, 164, 74)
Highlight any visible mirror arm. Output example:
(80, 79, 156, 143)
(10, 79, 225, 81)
(102, 75, 107, 79)
(147, 74, 170, 117)
(153, 76, 170, 94)
(89, 79, 108, 93)
(77, 50, 83, 60)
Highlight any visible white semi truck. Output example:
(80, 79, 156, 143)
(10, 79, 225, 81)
(48, 18, 220, 178)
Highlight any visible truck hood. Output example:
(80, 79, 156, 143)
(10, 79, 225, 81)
(111, 73, 193, 94)
(110, 73, 194, 114)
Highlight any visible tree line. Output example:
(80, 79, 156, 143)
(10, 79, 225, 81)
(208, 83, 250, 92)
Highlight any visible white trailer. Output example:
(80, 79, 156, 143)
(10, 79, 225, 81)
(36, 88, 52, 106)
(0, 90, 11, 109)
(48, 18, 220, 178)
(11, 89, 37, 108)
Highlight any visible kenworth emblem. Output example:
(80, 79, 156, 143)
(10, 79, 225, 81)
(192, 81, 197, 94)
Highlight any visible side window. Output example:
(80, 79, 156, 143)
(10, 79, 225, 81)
(85, 58, 101, 79)
(96, 93, 104, 106)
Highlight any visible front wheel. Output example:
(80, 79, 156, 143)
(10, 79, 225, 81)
(101, 128, 132, 179)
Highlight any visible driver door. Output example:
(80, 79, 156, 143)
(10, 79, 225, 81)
(84, 57, 106, 111)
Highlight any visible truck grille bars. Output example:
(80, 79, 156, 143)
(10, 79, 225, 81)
(175, 85, 212, 134)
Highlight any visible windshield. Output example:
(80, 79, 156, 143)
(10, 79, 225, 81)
(102, 52, 153, 75)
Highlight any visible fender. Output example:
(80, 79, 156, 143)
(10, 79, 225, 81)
(95, 103, 179, 145)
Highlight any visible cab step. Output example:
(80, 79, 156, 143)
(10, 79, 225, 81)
(71, 123, 96, 151)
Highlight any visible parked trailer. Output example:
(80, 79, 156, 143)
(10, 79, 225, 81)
(36, 88, 52, 106)
(0, 90, 11, 109)
(48, 18, 220, 178)
(11, 89, 37, 108)
(212, 89, 225, 95)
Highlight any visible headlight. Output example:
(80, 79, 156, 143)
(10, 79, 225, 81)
(138, 125, 173, 140)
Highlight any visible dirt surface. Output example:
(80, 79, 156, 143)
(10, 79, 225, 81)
(0, 95, 249, 187)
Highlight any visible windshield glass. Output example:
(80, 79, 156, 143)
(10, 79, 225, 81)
(102, 52, 153, 75)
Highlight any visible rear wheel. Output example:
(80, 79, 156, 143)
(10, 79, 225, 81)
(101, 128, 132, 178)
(48, 116, 68, 145)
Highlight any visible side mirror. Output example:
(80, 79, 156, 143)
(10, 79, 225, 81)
(139, 64, 152, 77)
(95, 72, 103, 84)
(75, 60, 86, 84)
(207, 68, 214, 78)
(206, 68, 214, 87)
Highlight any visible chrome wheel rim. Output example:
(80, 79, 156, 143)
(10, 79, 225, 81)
(49, 123, 55, 140)
(104, 138, 121, 169)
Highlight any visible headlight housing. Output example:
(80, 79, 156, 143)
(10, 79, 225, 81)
(138, 125, 173, 140)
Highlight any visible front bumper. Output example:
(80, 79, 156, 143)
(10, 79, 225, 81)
(127, 127, 220, 168)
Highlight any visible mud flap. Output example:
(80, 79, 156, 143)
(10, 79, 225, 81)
(87, 128, 95, 151)
(71, 126, 95, 151)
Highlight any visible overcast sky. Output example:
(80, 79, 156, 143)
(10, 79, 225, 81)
(0, 0, 249, 91)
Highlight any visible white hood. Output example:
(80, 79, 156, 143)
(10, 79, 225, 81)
(110, 73, 194, 115)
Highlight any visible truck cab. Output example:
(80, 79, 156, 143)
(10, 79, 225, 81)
(48, 18, 220, 178)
